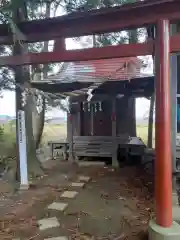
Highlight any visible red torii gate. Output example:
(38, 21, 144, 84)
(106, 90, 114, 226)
(1, 0, 180, 239)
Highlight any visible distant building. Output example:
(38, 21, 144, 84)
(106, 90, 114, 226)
(0, 115, 15, 124)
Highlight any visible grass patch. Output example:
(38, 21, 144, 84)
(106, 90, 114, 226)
(0, 122, 155, 157)
(136, 124, 155, 147)
(41, 123, 67, 145)
(0, 123, 16, 157)
(0, 122, 67, 156)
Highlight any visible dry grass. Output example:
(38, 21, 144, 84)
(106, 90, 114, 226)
(0, 122, 154, 157)
(42, 124, 153, 144)
(136, 125, 155, 147)
(42, 123, 153, 146)
(41, 123, 67, 144)
(0, 123, 67, 156)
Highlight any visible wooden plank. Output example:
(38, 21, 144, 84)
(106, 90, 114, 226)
(0, 35, 179, 66)
(73, 135, 128, 141)
(0, 42, 153, 66)
(73, 135, 130, 160)
(74, 135, 116, 159)
(75, 152, 112, 157)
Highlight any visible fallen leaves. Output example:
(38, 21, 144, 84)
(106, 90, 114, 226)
(0, 163, 154, 240)
(118, 196, 126, 201)
(66, 210, 91, 218)
(100, 191, 109, 199)
(114, 233, 126, 239)
(70, 230, 95, 240)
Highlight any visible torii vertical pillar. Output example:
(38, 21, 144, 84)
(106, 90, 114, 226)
(149, 19, 180, 240)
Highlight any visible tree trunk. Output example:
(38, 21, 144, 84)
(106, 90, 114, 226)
(24, 1, 52, 174)
(33, 98, 46, 149)
(13, 3, 44, 179)
(31, 2, 51, 150)
(31, 74, 46, 151)
(146, 25, 155, 148)
(147, 94, 155, 148)
(128, 29, 137, 137)
(13, 8, 26, 181)
(31, 70, 46, 150)
(25, 91, 44, 177)
(14, 64, 23, 181)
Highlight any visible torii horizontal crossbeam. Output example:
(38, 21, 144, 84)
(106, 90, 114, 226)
(0, 0, 179, 44)
(0, 35, 179, 66)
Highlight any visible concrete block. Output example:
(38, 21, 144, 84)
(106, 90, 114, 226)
(78, 176, 90, 182)
(44, 237, 68, 240)
(71, 182, 85, 187)
(112, 160, 119, 168)
(172, 192, 179, 206)
(149, 220, 180, 240)
(19, 184, 29, 190)
(173, 206, 180, 221)
(61, 191, 78, 198)
(77, 161, 105, 167)
(47, 202, 68, 211)
(38, 217, 60, 231)
(37, 146, 51, 163)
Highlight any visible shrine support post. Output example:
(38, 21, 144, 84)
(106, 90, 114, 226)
(68, 113, 74, 162)
(149, 19, 180, 239)
(68, 99, 74, 162)
(111, 97, 118, 167)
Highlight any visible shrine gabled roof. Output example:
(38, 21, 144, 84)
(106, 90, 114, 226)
(42, 57, 142, 83)
(31, 75, 154, 99)
(31, 60, 152, 99)
(31, 57, 142, 97)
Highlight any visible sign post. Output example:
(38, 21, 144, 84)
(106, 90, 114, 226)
(18, 110, 29, 190)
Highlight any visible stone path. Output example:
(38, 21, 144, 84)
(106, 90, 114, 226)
(35, 175, 91, 240)
(6, 162, 154, 240)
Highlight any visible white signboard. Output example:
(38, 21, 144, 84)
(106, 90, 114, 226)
(18, 110, 28, 189)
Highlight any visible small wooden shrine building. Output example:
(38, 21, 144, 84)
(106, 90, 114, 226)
(32, 57, 153, 166)
(67, 57, 142, 138)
